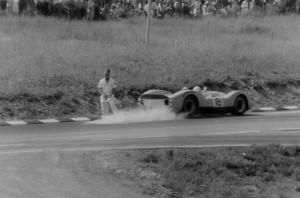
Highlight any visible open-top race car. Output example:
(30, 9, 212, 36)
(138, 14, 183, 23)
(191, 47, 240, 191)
(138, 86, 251, 117)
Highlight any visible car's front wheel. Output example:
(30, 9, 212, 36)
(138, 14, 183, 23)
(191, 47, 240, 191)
(231, 95, 248, 116)
(182, 96, 198, 118)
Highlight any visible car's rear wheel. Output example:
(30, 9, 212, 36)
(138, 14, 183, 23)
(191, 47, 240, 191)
(182, 96, 198, 118)
(231, 95, 248, 116)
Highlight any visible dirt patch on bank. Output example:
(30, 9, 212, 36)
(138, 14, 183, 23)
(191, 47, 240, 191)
(0, 77, 299, 120)
(211, 75, 300, 108)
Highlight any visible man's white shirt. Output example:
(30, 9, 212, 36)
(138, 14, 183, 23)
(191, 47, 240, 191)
(98, 78, 117, 102)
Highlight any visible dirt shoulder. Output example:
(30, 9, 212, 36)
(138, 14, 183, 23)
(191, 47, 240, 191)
(0, 77, 300, 120)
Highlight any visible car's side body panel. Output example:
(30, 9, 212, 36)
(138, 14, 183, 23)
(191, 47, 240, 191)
(138, 89, 251, 115)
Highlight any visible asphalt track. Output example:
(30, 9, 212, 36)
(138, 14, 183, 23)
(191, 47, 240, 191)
(0, 110, 300, 198)
(0, 110, 300, 154)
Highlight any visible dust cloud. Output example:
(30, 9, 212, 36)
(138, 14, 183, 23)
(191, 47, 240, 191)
(88, 107, 183, 124)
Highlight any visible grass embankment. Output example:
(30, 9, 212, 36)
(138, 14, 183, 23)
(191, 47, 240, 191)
(0, 15, 300, 119)
(85, 144, 300, 198)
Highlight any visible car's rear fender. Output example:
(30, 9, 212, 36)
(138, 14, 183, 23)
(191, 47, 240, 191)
(169, 92, 202, 113)
(223, 91, 251, 110)
(138, 90, 172, 108)
(140, 90, 172, 97)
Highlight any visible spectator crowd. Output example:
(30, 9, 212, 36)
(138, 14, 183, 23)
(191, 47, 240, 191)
(0, 0, 299, 19)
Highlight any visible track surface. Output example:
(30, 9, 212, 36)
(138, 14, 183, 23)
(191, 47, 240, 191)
(0, 110, 300, 153)
(0, 111, 300, 198)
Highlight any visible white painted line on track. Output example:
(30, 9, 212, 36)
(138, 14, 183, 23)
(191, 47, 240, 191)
(5, 121, 28, 125)
(202, 131, 261, 136)
(259, 107, 276, 111)
(92, 135, 175, 141)
(39, 119, 60, 123)
(283, 106, 299, 110)
(250, 110, 300, 115)
(1, 143, 299, 155)
(0, 144, 26, 147)
(0, 145, 252, 155)
(71, 117, 90, 122)
(91, 131, 262, 141)
(276, 128, 300, 131)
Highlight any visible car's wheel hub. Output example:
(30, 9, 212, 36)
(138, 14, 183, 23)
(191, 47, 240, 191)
(185, 100, 195, 113)
(236, 98, 246, 112)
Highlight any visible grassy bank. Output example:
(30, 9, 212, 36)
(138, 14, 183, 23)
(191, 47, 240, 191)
(1, 15, 300, 119)
(84, 145, 300, 198)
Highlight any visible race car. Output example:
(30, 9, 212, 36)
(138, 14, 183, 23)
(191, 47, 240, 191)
(138, 86, 251, 117)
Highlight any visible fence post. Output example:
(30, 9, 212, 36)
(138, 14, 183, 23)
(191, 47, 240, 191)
(146, 0, 151, 45)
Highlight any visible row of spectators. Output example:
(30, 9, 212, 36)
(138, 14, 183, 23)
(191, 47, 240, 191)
(139, 0, 300, 17)
(0, 0, 299, 18)
(0, 0, 12, 14)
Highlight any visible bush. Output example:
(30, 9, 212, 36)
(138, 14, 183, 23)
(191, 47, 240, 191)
(140, 153, 160, 163)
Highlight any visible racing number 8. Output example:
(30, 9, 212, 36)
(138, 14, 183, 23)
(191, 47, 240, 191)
(215, 98, 223, 107)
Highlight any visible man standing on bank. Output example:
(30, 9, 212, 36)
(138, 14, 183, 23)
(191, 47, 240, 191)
(98, 68, 118, 115)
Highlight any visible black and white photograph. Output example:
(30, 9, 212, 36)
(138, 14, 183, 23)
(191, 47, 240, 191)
(0, 0, 300, 197)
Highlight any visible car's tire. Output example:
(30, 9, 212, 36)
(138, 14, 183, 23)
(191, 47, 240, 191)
(182, 96, 198, 118)
(231, 95, 248, 116)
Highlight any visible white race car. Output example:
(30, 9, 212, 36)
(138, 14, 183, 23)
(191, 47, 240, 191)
(138, 86, 251, 117)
